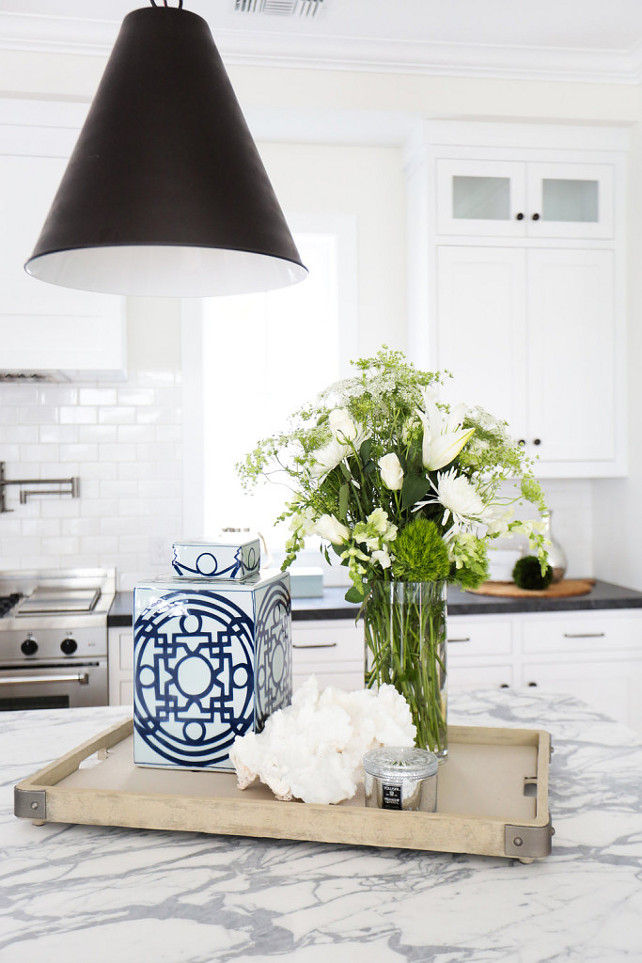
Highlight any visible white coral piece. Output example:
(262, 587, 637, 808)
(230, 676, 416, 805)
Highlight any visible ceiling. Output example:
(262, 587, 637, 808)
(1, 0, 642, 83)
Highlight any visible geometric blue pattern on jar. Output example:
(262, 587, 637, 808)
(133, 570, 292, 772)
(254, 579, 292, 732)
(134, 590, 256, 769)
(171, 538, 260, 580)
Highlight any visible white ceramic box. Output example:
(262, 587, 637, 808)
(133, 569, 291, 771)
(172, 536, 260, 580)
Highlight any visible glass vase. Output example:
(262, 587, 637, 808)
(363, 581, 448, 761)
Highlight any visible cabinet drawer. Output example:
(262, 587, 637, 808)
(291, 619, 363, 665)
(449, 663, 514, 690)
(446, 617, 513, 655)
(522, 615, 642, 655)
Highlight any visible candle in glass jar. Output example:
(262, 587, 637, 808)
(363, 747, 438, 812)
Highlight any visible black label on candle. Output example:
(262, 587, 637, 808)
(381, 783, 402, 810)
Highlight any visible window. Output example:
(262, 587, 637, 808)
(182, 215, 357, 556)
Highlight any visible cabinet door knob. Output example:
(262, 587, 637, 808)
(533, 438, 541, 446)
(532, 212, 540, 221)
(499, 683, 510, 688)
(515, 212, 524, 221)
(527, 681, 538, 687)
(518, 438, 526, 446)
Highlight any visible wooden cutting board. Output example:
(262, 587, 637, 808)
(468, 578, 595, 599)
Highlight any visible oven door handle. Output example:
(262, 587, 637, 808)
(0, 672, 89, 686)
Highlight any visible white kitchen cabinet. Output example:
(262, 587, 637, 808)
(447, 608, 642, 734)
(436, 158, 613, 239)
(406, 120, 627, 478)
(436, 245, 620, 471)
(0, 99, 126, 379)
(292, 618, 363, 691)
(108, 627, 134, 706)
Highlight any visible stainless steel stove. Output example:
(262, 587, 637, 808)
(0, 569, 115, 710)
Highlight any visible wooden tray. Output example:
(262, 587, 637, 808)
(469, 578, 595, 599)
(14, 719, 553, 862)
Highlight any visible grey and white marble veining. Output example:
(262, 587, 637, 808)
(1, 691, 641, 963)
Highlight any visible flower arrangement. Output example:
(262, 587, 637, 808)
(238, 348, 548, 756)
(238, 347, 548, 599)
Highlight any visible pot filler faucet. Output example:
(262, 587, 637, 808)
(0, 462, 79, 513)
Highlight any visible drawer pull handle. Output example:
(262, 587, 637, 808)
(499, 683, 510, 688)
(292, 642, 338, 650)
(448, 637, 471, 643)
(563, 632, 606, 638)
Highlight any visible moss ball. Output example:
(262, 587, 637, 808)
(512, 555, 554, 591)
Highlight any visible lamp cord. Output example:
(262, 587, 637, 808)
(149, 1, 184, 7)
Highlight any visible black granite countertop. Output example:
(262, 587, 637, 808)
(108, 578, 642, 627)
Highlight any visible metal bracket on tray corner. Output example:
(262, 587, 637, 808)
(0, 461, 80, 513)
(505, 818, 554, 859)
(14, 787, 47, 821)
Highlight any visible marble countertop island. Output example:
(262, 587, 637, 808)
(1, 689, 641, 962)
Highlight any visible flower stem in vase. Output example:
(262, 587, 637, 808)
(364, 581, 448, 760)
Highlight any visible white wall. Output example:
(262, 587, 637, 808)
(0, 48, 640, 587)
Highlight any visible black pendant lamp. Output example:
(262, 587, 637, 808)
(24, 1, 307, 297)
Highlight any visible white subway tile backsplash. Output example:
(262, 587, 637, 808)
(78, 425, 118, 444)
(2, 426, 39, 444)
(117, 461, 152, 480)
(79, 388, 118, 406)
(39, 425, 79, 444)
(100, 480, 138, 500)
(81, 461, 118, 480)
(61, 517, 101, 537)
(59, 443, 99, 463)
(0, 407, 18, 425)
(117, 424, 152, 443)
(59, 406, 97, 424)
(20, 405, 57, 425)
(118, 388, 155, 406)
(41, 536, 80, 556)
(0, 368, 183, 589)
(98, 406, 136, 425)
(14, 445, 53, 463)
(21, 518, 61, 537)
(37, 386, 78, 407)
(98, 442, 137, 463)
(0, 445, 20, 461)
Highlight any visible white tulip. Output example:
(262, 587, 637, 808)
(378, 452, 404, 491)
(314, 514, 350, 545)
(420, 390, 475, 471)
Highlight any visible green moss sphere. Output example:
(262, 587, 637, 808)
(512, 555, 554, 591)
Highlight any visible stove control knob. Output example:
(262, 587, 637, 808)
(21, 637, 38, 656)
(61, 637, 78, 655)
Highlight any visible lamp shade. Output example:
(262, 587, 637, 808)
(24, 5, 307, 297)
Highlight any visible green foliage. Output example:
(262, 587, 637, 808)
(448, 533, 490, 589)
(513, 555, 554, 590)
(391, 518, 450, 582)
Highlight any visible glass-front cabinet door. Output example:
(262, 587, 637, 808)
(526, 162, 613, 239)
(437, 159, 613, 239)
(437, 160, 527, 237)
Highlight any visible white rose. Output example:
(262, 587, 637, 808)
(378, 452, 404, 491)
(329, 408, 359, 443)
(314, 514, 350, 545)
